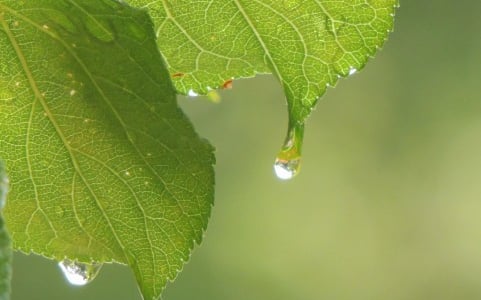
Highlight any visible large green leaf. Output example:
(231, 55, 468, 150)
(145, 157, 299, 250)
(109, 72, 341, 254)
(0, 1, 214, 299)
(127, 0, 397, 178)
(0, 161, 11, 300)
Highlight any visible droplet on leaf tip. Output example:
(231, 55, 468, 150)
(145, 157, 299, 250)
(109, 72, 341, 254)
(274, 157, 301, 180)
(58, 259, 102, 286)
(273, 122, 304, 180)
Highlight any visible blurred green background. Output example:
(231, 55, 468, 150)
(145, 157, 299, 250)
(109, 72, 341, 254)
(11, 2, 481, 299)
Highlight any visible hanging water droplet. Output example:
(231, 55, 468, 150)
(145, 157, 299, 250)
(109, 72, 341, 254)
(58, 259, 102, 286)
(274, 122, 304, 180)
(348, 67, 357, 76)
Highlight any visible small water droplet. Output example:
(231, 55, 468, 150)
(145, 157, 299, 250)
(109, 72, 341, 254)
(274, 122, 304, 180)
(124, 170, 131, 177)
(187, 89, 199, 97)
(70, 89, 77, 96)
(42, 24, 49, 30)
(58, 259, 102, 286)
(348, 67, 357, 75)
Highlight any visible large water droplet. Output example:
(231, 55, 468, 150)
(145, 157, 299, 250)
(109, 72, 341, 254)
(58, 259, 102, 286)
(274, 122, 304, 180)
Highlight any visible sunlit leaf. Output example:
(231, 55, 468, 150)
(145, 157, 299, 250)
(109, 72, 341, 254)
(0, 1, 214, 299)
(127, 0, 397, 177)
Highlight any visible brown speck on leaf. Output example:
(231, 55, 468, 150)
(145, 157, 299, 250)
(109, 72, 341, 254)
(172, 72, 185, 78)
(222, 79, 233, 89)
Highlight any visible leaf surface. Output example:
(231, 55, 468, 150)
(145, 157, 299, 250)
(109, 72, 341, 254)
(0, 1, 214, 299)
(127, 0, 397, 171)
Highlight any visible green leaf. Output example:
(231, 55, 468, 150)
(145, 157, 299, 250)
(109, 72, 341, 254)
(0, 161, 11, 300)
(0, 1, 214, 299)
(126, 0, 397, 177)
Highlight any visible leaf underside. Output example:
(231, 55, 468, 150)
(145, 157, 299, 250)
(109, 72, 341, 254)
(0, 1, 214, 299)
(128, 0, 398, 123)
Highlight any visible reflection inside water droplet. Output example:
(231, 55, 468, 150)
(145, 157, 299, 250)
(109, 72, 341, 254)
(274, 157, 301, 180)
(58, 259, 102, 286)
(273, 122, 304, 180)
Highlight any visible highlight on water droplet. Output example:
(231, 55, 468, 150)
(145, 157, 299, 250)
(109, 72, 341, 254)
(273, 122, 304, 180)
(58, 259, 102, 286)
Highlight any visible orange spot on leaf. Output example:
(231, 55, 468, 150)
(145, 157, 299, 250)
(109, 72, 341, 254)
(172, 72, 185, 78)
(222, 79, 233, 89)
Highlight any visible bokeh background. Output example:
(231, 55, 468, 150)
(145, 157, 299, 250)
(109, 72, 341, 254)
(11, 2, 481, 299)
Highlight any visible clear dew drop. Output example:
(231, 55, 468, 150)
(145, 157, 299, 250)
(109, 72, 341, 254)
(274, 157, 301, 180)
(348, 67, 357, 75)
(273, 122, 304, 180)
(58, 259, 102, 286)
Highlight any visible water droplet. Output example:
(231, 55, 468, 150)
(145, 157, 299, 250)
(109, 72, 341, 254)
(42, 24, 49, 30)
(274, 122, 304, 180)
(124, 170, 131, 177)
(70, 89, 77, 96)
(58, 259, 102, 286)
(187, 89, 199, 97)
(348, 67, 357, 75)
